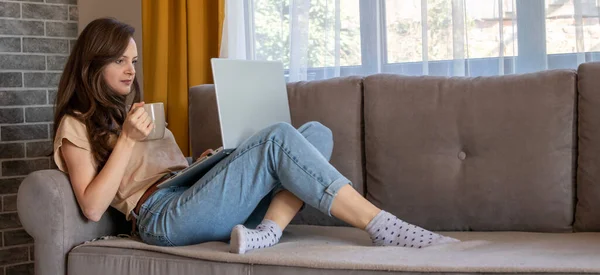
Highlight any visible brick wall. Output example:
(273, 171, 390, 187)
(0, 0, 77, 274)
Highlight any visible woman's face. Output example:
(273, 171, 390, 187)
(103, 38, 138, 96)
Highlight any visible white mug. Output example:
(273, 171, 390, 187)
(142, 102, 166, 141)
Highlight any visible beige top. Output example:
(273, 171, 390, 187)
(53, 115, 189, 220)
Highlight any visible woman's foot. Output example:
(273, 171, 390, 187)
(230, 219, 282, 254)
(366, 211, 460, 248)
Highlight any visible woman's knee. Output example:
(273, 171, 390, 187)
(301, 121, 333, 160)
(264, 122, 297, 138)
(308, 121, 333, 141)
(264, 121, 333, 158)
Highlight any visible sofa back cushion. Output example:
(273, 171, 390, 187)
(286, 76, 364, 226)
(188, 76, 364, 226)
(575, 62, 600, 231)
(364, 71, 576, 232)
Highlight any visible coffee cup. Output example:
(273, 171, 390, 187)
(142, 102, 165, 141)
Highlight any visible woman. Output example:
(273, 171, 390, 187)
(53, 18, 459, 254)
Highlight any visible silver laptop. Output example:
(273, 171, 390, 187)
(157, 59, 292, 188)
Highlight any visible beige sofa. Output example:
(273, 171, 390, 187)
(17, 63, 600, 274)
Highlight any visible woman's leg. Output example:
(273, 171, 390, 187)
(240, 121, 335, 230)
(263, 190, 304, 229)
(229, 123, 457, 254)
(330, 185, 380, 229)
(141, 121, 347, 246)
(333, 185, 459, 248)
(140, 121, 457, 250)
(230, 122, 331, 253)
(228, 190, 303, 253)
(260, 121, 335, 230)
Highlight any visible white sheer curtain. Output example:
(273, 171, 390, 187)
(220, 0, 600, 82)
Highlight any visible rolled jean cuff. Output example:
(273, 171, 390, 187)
(318, 176, 351, 216)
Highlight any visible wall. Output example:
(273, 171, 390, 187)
(0, 0, 78, 273)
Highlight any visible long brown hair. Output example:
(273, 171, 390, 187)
(53, 18, 140, 170)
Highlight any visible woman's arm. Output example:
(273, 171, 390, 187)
(62, 135, 135, 221)
(61, 102, 153, 222)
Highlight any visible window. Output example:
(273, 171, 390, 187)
(242, 0, 600, 80)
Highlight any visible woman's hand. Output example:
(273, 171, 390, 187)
(121, 102, 154, 142)
(197, 148, 216, 161)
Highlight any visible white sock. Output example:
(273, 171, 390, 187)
(229, 219, 282, 254)
(365, 210, 459, 248)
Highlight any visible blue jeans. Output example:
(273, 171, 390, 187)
(134, 121, 351, 246)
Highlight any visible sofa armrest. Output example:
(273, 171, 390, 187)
(17, 169, 128, 275)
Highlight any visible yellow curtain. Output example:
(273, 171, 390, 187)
(142, 0, 224, 156)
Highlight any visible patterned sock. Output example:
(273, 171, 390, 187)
(365, 210, 459, 248)
(229, 219, 282, 254)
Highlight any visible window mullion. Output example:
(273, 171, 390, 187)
(244, 0, 255, 60)
(421, 0, 429, 75)
(515, 0, 547, 73)
(359, 0, 382, 75)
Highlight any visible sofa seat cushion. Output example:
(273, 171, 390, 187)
(70, 225, 600, 274)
